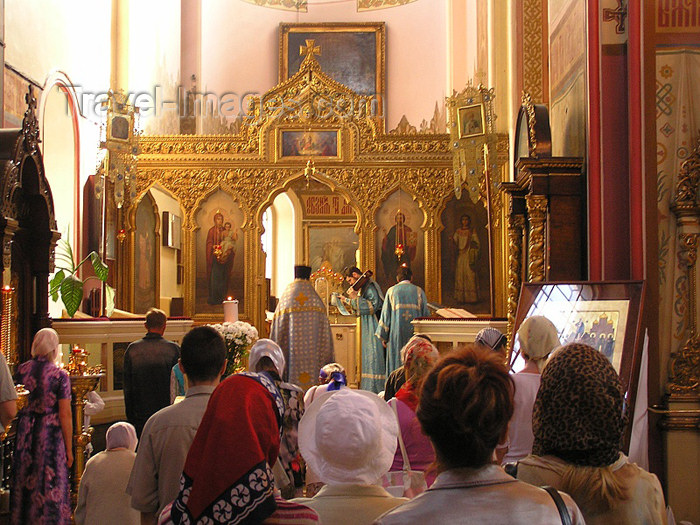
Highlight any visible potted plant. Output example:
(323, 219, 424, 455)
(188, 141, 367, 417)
(49, 238, 115, 318)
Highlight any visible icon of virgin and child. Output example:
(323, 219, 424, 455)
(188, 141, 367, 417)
(206, 211, 239, 305)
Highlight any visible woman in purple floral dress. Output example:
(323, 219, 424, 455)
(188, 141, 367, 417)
(11, 328, 73, 524)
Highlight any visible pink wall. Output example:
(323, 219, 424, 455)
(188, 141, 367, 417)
(200, 0, 448, 131)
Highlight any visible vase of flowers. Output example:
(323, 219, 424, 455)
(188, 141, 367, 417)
(208, 321, 259, 377)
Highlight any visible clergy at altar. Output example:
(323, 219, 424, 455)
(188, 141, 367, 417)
(270, 265, 334, 390)
(376, 265, 429, 375)
(338, 266, 386, 393)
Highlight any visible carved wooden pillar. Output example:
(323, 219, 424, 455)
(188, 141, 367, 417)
(506, 213, 525, 340)
(525, 194, 547, 282)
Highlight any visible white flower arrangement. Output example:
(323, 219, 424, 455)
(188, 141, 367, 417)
(208, 321, 259, 377)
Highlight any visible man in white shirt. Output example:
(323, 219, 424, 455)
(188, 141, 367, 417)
(127, 326, 226, 525)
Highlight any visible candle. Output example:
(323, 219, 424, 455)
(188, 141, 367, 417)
(223, 297, 238, 323)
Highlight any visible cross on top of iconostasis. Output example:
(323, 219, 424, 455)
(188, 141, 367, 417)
(300, 39, 321, 60)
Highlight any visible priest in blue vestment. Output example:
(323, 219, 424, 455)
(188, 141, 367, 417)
(375, 264, 429, 375)
(336, 266, 386, 393)
(271, 265, 334, 390)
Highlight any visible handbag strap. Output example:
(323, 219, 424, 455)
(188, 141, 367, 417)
(391, 400, 412, 472)
(542, 486, 572, 525)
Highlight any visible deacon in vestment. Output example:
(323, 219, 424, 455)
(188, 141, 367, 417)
(271, 265, 334, 390)
(336, 266, 386, 393)
(375, 265, 429, 375)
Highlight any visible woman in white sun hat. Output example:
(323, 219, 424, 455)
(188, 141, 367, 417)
(292, 388, 407, 524)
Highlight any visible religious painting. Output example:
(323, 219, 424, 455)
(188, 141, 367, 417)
(194, 190, 245, 315)
(305, 224, 359, 276)
(280, 23, 385, 101)
(133, 194, 158, 314)
(280, 129, 339, 159)
(440, 194, 492, 315)
(510, 281, 645, 448)
(374, 190, 425, 292)
(549, 0, 587, 156)
(457, 103, 485, 138)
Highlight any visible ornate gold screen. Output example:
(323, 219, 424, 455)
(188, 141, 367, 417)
(125, 49, 509, 328)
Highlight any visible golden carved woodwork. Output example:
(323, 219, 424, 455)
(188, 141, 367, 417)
(128, 49, 510, 326)
(522, 0, 545, 102)
(357, 0, 417, 10)
(522, 92, 538, 157)
(69, 373, 103, 507)
(670, 137, 700, 217)
(525, 194, 547, 282)
(667, 136, 700, 398)
(507, 214, 526, 341)
(446, 84, 508, 205)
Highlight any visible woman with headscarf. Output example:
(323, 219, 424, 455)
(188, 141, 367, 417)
(75, 422, 140, 525)
(475, 326, 508, 356)
(249, 338, 305, 498)
(517, 343, 667, 524)
(11, 328, 73, 524)
(386, 336, 440, 487)
(502, 315, 560, 465)
(303, 362, 347, 407)
(159, 373, 319, 524)
(375, 345, 584, 524)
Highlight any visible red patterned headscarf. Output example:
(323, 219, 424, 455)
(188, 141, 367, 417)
(168, 373, 284, 524)
(395, 336, 440, 410)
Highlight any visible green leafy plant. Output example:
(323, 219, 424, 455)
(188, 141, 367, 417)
(49, 238, 115, 318)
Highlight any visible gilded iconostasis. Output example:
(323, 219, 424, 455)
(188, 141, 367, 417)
(122, 31, 509, 328)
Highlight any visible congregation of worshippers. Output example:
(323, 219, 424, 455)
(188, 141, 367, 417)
(4, 264, 666, 525)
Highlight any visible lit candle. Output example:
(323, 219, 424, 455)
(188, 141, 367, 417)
(223, 297, 238, 323)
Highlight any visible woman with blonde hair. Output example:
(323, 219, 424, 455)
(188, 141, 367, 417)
(517, 343, 667, 524)
(11, 328, 73, 524)
(502, 315, 560, 465)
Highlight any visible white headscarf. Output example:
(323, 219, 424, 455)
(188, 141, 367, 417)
(30, 328, 61, 363)
(518, 316, 560, 371)
(105, 421, 138, 451)
(248, 338, 285, 378)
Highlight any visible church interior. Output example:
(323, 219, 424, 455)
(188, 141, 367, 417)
(0, 0, 698, 522)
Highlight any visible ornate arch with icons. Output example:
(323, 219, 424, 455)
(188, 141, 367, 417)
(128, 43, 510, 325)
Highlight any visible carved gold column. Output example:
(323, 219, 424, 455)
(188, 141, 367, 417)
(667, 136, 700, 396)
(667, 233, 699, 396)
(0, 286, 16, 369)
(507, 214, 525, 341)
(525, 194, 547, 282)
(69, 373, 102, 506)
(663, 137, 700, 523)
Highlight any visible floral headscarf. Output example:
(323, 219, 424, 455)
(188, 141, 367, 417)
(532, 343, 626, 467)
(394, 336, 440, 410)
(167, 373, 284, 524)
(403, 336, 440, 389)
